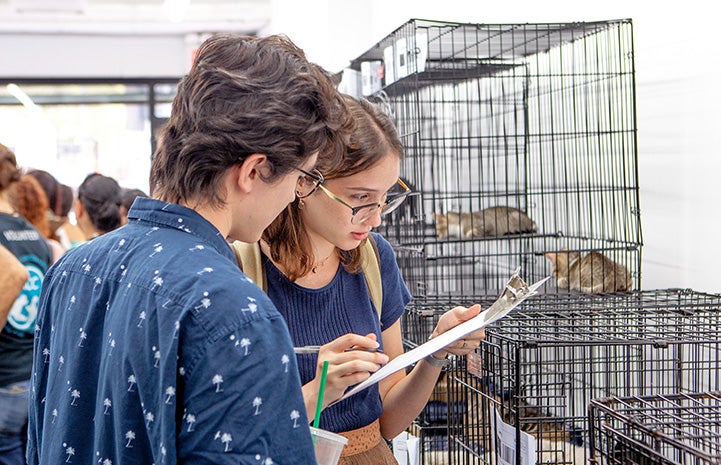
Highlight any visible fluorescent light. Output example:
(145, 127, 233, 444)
(6, 83, 39, 110)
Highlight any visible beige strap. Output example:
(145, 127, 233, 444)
(231, 241, 266, 291)
(359, 236, 382, 319)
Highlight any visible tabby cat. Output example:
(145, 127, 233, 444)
(434, 207, 537, 239)
(544, 249, 633, 293)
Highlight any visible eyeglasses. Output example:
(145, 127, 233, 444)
(295, 167, 324, 198)
(317, 178, 411, 225)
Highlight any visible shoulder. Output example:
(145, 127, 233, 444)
(369, 232, 394, 257)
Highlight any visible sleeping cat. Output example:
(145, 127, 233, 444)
(544, 249, 633, 293)
(434, 207, 537, 239)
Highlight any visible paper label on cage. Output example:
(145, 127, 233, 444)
(415, 31, 427, 73)
(360, 60, 383, 96)
(384, 45, 396, 85)
(395, 38, 408, 79)
(494, 408, 536, 465)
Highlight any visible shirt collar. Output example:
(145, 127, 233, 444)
(127, 197, 234, 261)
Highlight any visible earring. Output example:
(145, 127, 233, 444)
(298, 199, 305, 209)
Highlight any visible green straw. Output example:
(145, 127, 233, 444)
(313, 360, 329, 429)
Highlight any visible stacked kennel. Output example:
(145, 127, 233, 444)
(588, 392, 721, 465)
(349, 19, 641, 298)
(403, 290, 721, 465)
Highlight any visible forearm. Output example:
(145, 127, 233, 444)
(0, 246, 28, 328)
(378, 357, 445, 439)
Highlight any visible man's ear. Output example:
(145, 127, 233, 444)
(235, 153, 269, 193)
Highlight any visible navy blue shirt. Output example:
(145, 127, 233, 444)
(28, 198, 316, 465)
(265, 232, 411, 433)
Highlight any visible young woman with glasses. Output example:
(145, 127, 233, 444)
(252, 95, 486, 464)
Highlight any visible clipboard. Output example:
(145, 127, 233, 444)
(334, 268, 549, 403)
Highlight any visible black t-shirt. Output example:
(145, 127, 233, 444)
(0, 213, 52, 387)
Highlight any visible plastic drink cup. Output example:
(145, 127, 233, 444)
(310, 427, 348, 465)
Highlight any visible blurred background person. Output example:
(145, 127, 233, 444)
(8, 173, 64, 264)
(0, 143, 52, 465)
(119, 186, 148, 226)
(72, 172, 122, 246)
(25, 169, 79, 252)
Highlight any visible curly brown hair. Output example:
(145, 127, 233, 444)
(9, 173, 51, 238)
(150, 33, 350, 208)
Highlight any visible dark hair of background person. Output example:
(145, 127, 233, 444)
(27, 169, 74, 218)
(149, 33, 351, 209)
(120, 187, 148, 212)
(263, 95, 405, 281)
(77, 173, 122, 234)
(9, 173, 51, 238)
(0, 143, 21, 192)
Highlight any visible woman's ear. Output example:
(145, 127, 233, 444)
(235, 153, 268, 193)
(74, 198, 85, 218)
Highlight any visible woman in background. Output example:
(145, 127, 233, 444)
(72, 172, 122, 245)
(26, 169, 79, 252)
(0, 144, 52, 465)
(118, 187, 148, 226)
(8, 173, 64, 263)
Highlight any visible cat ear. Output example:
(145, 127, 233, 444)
(544, 252, 557, 264)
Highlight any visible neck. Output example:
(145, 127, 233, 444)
(0, 195, 15, 215)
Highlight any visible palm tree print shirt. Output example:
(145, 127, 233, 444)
(28, 197, 316, 465)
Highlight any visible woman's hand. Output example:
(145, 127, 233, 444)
(305, 333, 389, 411)
(429, 304, 485, 358)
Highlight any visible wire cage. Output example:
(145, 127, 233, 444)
(401, 289, 721, 465)
(588, 392, 721, 465)
(348, 19, 641, 298)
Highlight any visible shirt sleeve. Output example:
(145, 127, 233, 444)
(372, 233, 412, 329)
(176, 293, 317, 464)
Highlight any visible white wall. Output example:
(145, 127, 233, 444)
(267, 0, 721, 294)
(0, 34, 193, 78)
(1, 0, 718, 293)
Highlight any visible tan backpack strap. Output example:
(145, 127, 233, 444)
(231, 241, 266, 292)
(360, 235, 383, 319)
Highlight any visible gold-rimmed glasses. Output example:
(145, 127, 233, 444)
(295, 168, 324, 198)
(317, 178, 411, 225)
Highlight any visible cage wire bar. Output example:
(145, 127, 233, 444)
(349, 19, 640, 298)
(401, 289, 721, 465)
(588, 392, 721, 465)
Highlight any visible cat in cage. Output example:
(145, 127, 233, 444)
(434, 207, 537, 239)
(544, 249, 633, 293)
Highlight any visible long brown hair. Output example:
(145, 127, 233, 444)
(9, 173, 51, 238)
(263, 95, 404, 281)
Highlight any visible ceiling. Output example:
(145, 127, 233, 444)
(0, 0, 272, 36)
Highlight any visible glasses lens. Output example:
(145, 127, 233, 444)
(296, 170, 322, 198)
(381, 194, 409, 216)
(351, 205, 379, 225)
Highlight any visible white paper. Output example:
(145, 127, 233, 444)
(335, 269, 549, 402)
(494, 407, 536, 465)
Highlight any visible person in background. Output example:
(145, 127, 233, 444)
(72, 172, 122, 245)
(0, 244, 28, 331)
(25, 170, 78, 252)
(0, 144, 52, 465)
(247, 96, 485, 464)
(118, 187, 148, 225)
(8, 173, 64, 264)
(27, 33, 349, 465)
